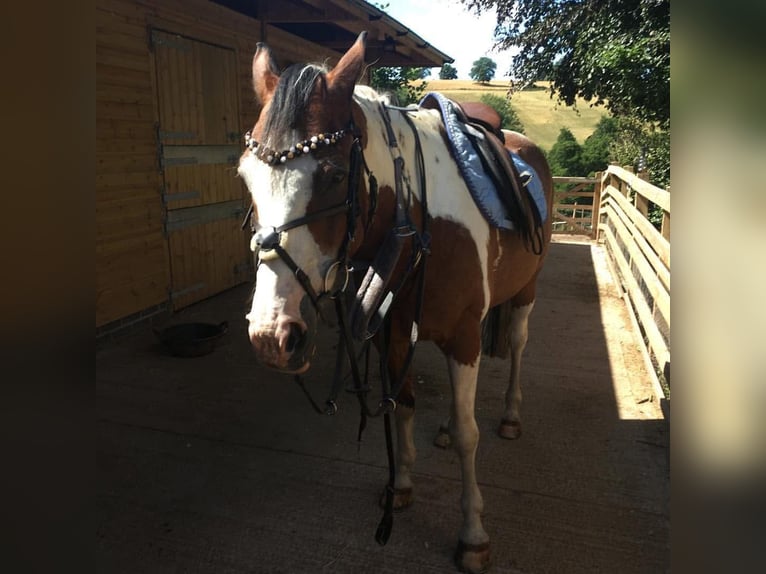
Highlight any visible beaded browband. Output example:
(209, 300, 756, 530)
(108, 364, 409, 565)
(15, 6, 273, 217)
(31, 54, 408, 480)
(244, 129, 347, 165)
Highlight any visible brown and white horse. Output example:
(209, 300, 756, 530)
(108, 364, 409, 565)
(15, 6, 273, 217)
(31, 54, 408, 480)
(239, 32, 553, 573)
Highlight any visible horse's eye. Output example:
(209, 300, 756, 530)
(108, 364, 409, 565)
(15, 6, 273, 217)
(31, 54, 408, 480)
(320, 161, 346, 186)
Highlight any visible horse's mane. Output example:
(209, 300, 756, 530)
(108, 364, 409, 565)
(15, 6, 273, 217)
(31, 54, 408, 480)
(261, 63, 327, 149)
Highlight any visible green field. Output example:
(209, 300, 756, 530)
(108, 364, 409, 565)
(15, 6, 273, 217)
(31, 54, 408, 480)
(418, 79, 608, 152)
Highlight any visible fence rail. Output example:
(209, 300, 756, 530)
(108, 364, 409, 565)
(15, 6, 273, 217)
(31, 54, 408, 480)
(597, 166, 670, 394)
(551, 175, 601, 237)
(552, 167, 670, 398)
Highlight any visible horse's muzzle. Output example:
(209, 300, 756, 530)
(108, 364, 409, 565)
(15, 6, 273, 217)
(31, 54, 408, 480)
(247, 296, 317, 373)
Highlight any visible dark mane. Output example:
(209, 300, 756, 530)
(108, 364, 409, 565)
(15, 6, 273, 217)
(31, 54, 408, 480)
(262, 63, 327, 150)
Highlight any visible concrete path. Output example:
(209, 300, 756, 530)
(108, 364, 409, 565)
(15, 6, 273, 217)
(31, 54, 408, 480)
(97, 236, 669, 573)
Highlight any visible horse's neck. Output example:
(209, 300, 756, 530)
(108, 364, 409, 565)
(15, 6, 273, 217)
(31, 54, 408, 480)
(355, 91, 431, 203)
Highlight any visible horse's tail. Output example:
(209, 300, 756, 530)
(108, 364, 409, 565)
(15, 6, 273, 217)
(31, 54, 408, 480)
(480, 300, 515, 359)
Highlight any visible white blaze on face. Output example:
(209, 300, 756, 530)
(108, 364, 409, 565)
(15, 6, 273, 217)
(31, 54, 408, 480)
(238, 152, 326, 334)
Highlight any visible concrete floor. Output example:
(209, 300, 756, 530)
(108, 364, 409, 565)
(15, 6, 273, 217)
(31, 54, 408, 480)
(97, 236, 669, 573)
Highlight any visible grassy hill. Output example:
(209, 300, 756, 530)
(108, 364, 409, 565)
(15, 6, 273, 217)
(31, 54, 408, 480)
(417, 79, 608, 152)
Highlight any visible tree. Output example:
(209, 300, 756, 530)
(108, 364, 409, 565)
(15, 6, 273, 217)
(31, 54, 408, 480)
(581, 116, 618, 176)
(439, 63, 458, 80)
(479, 93, 524, 133)
(469, 57, 497, 84)
(370, 66, 429, 105)
(547, 127, 584, 177)
(460, 0, 669, 127)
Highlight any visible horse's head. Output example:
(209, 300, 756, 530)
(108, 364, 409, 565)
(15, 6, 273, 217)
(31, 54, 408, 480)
(239, 32, 368, 373)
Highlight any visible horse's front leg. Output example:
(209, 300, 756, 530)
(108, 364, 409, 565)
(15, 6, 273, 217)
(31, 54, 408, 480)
(379, 327, 417, 511)
(446, 354, 490, 573)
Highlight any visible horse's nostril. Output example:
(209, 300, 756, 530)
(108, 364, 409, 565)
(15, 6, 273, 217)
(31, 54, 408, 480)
(285, 323, 305, 354)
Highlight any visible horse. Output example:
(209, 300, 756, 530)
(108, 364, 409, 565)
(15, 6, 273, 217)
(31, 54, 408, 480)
(239, 32, 553, 573)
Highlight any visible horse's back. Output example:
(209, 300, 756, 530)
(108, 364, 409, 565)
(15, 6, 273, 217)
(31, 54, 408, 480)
(502, 129, 553, 195)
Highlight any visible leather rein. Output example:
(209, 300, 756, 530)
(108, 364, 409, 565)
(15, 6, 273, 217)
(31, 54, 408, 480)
(242, 103, 430, 545)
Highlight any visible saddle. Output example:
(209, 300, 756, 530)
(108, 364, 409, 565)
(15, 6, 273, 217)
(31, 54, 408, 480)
(419, 92, 545, 253)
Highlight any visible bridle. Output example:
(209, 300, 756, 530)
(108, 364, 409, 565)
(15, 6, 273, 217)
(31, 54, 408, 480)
(241, 124, 369, 322)
(241, 103, 430, 546)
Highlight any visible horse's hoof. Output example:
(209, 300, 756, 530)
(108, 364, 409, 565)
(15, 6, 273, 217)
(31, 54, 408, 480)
(454, 540, 491, 574)
(379, 487, 413, 511)
(433, 425, 451, 449)
(498, 418, 522, 440)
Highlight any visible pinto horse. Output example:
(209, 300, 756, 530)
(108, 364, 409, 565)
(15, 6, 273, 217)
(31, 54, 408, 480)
(239, 32, 553, 573)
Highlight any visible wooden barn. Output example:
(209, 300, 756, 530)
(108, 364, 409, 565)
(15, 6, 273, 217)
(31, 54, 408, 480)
(96, 0, 453, 335)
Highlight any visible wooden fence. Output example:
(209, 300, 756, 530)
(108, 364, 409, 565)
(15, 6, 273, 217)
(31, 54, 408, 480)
(551, 175, 602, 236)
(597, 166, 670, 394)
(551, 167, 670, 397)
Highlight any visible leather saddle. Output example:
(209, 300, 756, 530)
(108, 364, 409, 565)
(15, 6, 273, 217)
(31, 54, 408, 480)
(420, 96, 542, 252)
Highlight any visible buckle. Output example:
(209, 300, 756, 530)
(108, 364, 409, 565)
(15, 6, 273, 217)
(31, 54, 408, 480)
(254, 227, 280, 251)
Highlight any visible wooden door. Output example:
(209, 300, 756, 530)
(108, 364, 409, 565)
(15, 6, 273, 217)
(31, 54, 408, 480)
(152, 29, 252, 310)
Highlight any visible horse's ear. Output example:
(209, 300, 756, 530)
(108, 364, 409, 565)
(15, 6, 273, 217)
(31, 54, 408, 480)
(252, 42, 280, 104)
(327, 31, 367, 101)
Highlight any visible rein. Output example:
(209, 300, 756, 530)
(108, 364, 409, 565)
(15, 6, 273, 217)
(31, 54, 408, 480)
(244, 103, 430, 546)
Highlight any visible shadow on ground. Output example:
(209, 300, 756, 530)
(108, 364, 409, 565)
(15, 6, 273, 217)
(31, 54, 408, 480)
(97, 238, 669, 573)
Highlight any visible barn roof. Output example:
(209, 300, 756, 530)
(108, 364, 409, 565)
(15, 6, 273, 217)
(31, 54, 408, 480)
(211, 0, 454, 68)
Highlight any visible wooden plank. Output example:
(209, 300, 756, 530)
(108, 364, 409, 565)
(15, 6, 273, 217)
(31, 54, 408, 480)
(97, 100, 155, 122)
(97, 44, 151, 73)
(551, 177, 599, 185)
(96, 139, 156, 155)
(591, 173, 603, 239)
(97, 170, 158, 189)
(553, 191, 596, 199)
(96, 7, 147, 36)
(601, 198, 670, 293)
(97, 0, 152, 21)
(96, 230, 166, 257)
(97, 184, 157, 204)
(553, 203, 594, 211)
(97, 152, 157, 174)
(97, 233, 167, 274)
(601, 225, 670, 369)
(605, 165, 670, 213)
(96, 28, 148, 56)
(602, 185, 670, 270)
(97, 118, 155, 140)
(96, 84, 155, 106)
(167, 213, 249, 310)
(96, 231, 170, 325)
(601, 203, 670, 328)
(97, 63, 153, 91)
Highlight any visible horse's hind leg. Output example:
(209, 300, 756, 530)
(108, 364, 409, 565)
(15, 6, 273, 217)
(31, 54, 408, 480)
(498, 295, 536, 440)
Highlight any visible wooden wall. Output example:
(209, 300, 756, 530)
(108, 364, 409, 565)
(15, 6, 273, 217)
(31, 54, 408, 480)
(96, 0, 339, 329)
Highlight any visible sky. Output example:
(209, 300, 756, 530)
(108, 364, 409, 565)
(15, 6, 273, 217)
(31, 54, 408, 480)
(380, 0, 518, 80)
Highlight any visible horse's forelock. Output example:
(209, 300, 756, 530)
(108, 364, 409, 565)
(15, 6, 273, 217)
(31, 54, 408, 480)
(261, 63, 327, 149)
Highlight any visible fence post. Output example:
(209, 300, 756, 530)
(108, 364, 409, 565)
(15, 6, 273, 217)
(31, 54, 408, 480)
(661, 185, 671, 240)
(634, 169, 650, 218)
(591, 171, 602, 239)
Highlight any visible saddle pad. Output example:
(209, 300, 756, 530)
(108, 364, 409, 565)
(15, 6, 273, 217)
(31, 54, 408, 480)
(419, 92, 547, 230)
